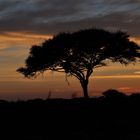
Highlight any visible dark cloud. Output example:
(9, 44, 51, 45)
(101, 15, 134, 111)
(0, 0, 140, 36)
(0, 0, 20, 11)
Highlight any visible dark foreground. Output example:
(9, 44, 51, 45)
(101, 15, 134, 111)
(1, 90, 140, 140)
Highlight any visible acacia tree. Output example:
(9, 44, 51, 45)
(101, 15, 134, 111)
(17, 28, 140, 98)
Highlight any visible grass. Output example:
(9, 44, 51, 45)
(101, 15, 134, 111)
(0, 89, 140, 139)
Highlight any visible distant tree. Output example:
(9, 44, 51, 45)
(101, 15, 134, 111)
(102, 89, 127, 98)
(17, 28, 140, 98)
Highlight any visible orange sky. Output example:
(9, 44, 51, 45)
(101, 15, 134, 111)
(0, 31, 140, 100)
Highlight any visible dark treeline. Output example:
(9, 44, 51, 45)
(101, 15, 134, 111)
(1, 89, 140, 140)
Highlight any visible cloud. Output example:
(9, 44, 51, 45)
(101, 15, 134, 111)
(118, 87, 131, 90)
(117, 86, 132, 93)
(0, 0, 140, 36)
(130, 37, 140, 45)
(0, 32, 51, 50)
(0, 32, 51, 68)
(134, 71, 140, 74)
(92, 75, 140, 79)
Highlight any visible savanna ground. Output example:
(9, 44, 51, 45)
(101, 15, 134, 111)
(0, 89, 140, 140)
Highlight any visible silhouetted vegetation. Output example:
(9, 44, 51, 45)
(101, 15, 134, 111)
(17, 28, 140, 98)
(0, 90, 140, 139)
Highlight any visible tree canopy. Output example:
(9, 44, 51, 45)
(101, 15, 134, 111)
(17, 28, 140, 98)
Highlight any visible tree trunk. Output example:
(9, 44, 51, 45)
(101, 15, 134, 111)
(80, 80, 89, 98)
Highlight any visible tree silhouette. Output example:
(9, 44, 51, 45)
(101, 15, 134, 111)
(17, 28, 140, 98)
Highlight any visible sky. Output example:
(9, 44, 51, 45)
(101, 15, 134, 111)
(0, 0, 140, 100)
